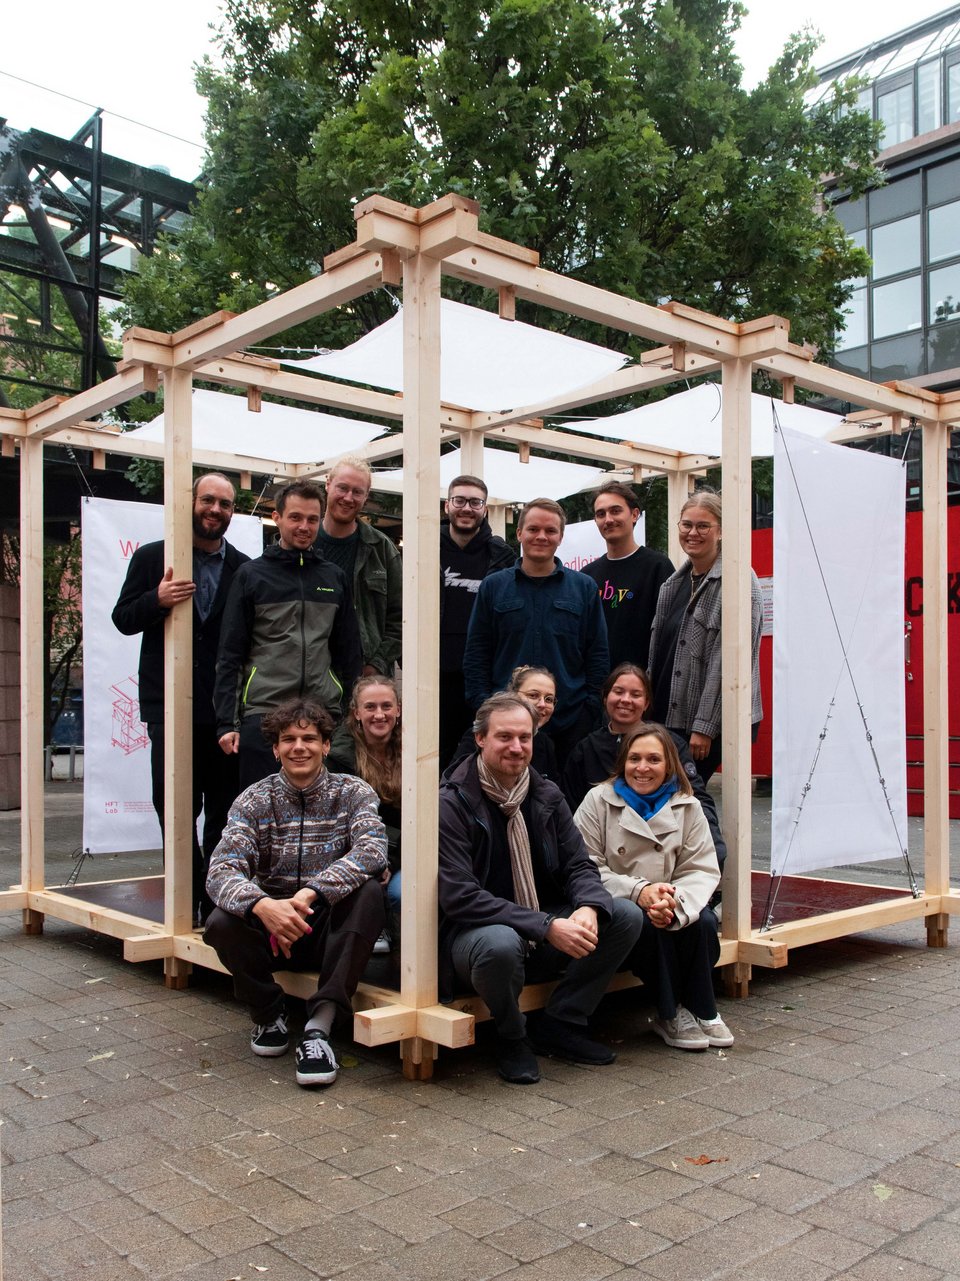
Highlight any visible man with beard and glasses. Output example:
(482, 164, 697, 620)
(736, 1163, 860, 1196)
(112, 473, 250, 922)
(439, 474, 515, 768)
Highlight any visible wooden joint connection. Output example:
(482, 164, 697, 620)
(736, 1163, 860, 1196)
(247, 387, 262, 413)
(518, 443, 531, 464)
(92, 449, 106, 471)
(671, 342, 686, 372)
(380, 249, 402, 287)
(240, 471, 252, 490)
(498, 286, 516, 321)
(780, 376, 795, 405)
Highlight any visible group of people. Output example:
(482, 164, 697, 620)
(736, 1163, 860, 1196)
(113, 465, 763, 1089)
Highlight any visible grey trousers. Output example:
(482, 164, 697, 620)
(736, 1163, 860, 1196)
(450, 899, 644, 1040)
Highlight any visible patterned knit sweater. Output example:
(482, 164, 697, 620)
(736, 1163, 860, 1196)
(206, 767, 387, 917)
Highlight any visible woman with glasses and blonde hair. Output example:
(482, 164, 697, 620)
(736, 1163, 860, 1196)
(648, 490, 763, 783)
(574, 722, 731, 1052)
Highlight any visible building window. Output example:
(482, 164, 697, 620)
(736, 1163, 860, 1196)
(871, 214, 921, 278)
(917, 59, 942, 135)
(929, 200, 960, 263)
(877, 78, 914, 145)
(949, 59, 960, 124)
(873, 275, 922, 338)
(929, 262, 960, 324)
(837, 286, 869, 350)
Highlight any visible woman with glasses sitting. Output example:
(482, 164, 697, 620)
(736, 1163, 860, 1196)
(648, 490, 763, 783)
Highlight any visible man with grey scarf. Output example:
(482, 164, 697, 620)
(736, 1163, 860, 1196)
(438, 692, 643, 1084)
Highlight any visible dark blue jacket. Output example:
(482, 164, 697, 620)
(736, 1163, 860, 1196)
(462, 559, 609, 732)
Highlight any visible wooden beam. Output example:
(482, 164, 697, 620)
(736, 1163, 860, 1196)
(756, 894, 935, 949)
(20, 437, 44, 898)
(162, 370, 195, 935)
(123, 933, 174, 961)
(24, 364, 147, 438)
(756, 351, 942, 424)
(354, 1004, 418, 1046)
(485, 422, 684, 473)
(737, 939, 789, 968)
(417, 1005, 475, 1049)
(720, 359, 754, 953)
(399, 251, 442, 1035)
(922, 418, 950, 901)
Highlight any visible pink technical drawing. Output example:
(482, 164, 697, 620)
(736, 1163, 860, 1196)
(110, 676, 148, 755)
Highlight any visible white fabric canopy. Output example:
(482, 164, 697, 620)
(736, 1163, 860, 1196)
(372, 447, 605, 506)
(128, 388, 389, 465)
(563, 383, 843, 457)
(284, 299, 628, 412)
(771, 425, 908, 876)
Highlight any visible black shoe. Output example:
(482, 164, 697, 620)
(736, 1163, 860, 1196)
(295, 1030, 339, 1087)
(530, 1013, 616, 1065)
(250, 1014, 289, 1057)
(495, 1035, 541, 1084)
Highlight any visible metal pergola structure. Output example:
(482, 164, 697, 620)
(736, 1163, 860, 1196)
(0, 117, 197, 398)
(1, 193, 958, 1081)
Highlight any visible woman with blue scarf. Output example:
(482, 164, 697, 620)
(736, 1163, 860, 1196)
(573, 722, 731, 1052)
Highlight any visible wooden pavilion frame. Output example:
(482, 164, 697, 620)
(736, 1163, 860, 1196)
(2, 194, 958, 1080)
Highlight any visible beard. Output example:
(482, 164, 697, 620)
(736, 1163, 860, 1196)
(193, 510, 229, 542)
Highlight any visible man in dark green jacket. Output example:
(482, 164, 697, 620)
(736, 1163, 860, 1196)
(215, 482, 362, 788)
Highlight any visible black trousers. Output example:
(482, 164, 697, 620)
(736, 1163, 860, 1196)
(238, 715, 279, 791)
(147, 721, 240, 918)
(439, 670, 473, 773)
(629, 905, 720, 1021)
(203, 878, 385, 1026)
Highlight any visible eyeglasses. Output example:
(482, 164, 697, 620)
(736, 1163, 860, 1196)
(449, 496, 486, 510)
(678, 520, 718, 535)
(523, 693, 556, 706)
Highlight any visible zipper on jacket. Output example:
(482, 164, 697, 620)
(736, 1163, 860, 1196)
(298, 552, 307, 696)
(242, 666, 257, 707)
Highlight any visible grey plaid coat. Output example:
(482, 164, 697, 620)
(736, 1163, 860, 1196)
(648, 555, 763, 740)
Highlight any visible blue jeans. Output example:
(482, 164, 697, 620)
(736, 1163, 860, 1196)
(450, 899, 643, 1040)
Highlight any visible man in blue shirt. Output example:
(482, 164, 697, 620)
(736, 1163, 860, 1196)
(463, 498, 609, 760)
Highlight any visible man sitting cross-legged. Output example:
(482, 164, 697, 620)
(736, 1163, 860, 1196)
(205, 698, 386, 1088)
(438, 692, 644, 1084)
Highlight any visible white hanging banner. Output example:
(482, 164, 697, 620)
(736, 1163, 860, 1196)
(772, 427, 908, 874)
(81, 497, 262, 855)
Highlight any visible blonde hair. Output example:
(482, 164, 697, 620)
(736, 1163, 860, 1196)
(348, 676, 401, 804)
(681, 488, 722, 526)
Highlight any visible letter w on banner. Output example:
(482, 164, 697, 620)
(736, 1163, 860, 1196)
(772, 426, 907, 875)
(81, 497, 262, 855)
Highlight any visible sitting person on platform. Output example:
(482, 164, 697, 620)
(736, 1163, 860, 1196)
(205, 699, 386, 1088)
(573, 722, 731, 1052)
(448, 665, 561, 783)
(438, 692, 643, 1085)
(328, 675, 402, 956)
(563, 663, 725, 870)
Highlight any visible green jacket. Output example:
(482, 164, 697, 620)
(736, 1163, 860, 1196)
(353, 521, 403, 674)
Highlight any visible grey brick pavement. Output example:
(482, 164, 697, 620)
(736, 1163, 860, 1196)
(3, 911, 960, 1280)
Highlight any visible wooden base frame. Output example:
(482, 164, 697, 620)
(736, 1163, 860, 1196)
(3, 194, 955, 1074)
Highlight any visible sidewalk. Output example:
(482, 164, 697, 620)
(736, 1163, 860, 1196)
(2, 789, 960, 1279)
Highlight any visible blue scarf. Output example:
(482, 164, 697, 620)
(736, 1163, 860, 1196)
(613, 774, 679, 820)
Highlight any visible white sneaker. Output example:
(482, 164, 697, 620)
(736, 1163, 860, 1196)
(372, 930, 391, 955)
(696, 1014, 734, 1047)
(651, 1005, 710, 1051)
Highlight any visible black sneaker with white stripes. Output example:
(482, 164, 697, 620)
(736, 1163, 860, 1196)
(250, 1014, 289, 1057)
(295, 1030, 339, 1087)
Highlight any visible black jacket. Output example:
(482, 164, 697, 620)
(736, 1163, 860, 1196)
(214, 542, 362, 733)
(111, 538, 249, 725)
(438, 754, 613, 990)
(439, 519, 515, 670)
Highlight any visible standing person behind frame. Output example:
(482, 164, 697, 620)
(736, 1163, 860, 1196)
(583, 481, 673, 671)
(214, 481, 362, 789)
(439, 474, 515, 769)
(112, 472, 249, 923)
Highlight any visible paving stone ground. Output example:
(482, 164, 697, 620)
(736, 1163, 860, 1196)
(3, 788, 960, 1279)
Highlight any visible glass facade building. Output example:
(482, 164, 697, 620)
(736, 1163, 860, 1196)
(811, 7, 960, 392)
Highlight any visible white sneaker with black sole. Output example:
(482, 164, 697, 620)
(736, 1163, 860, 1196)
(295, 1030, 339, 1086)
(250, 1014, 289, 1057)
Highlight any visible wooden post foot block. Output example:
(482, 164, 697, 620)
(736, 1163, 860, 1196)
(354, 1004, 417, 1047)
(22, 909, 44, 935)
(417, 1005, 475, 1049)
(124, 934, 174, 962)
(164, 957, 192, 989)
(400, 1037, 436, 1081)
(738, 939, 788, 969)
(926, 913, 949, 948)
(722, 961, 752, 999)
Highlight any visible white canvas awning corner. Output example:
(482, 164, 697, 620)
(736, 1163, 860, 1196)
(562, 383, 845, 458)
(283, 298, 628, 413)
(371, 446, 607, 506)
(126, 387, 391, 467)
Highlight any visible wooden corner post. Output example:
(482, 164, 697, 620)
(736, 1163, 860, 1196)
(399, 248, 443, 1078)
(922, 417, 950, 946)
(720, 358, 754, 995)
(162, 368, 196, 984)
(19, 436, 45, 935)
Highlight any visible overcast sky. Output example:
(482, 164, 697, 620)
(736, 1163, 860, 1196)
(1, 0, 956, 180)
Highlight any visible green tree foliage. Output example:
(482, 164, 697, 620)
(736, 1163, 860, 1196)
(121, 0, 878, 358)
